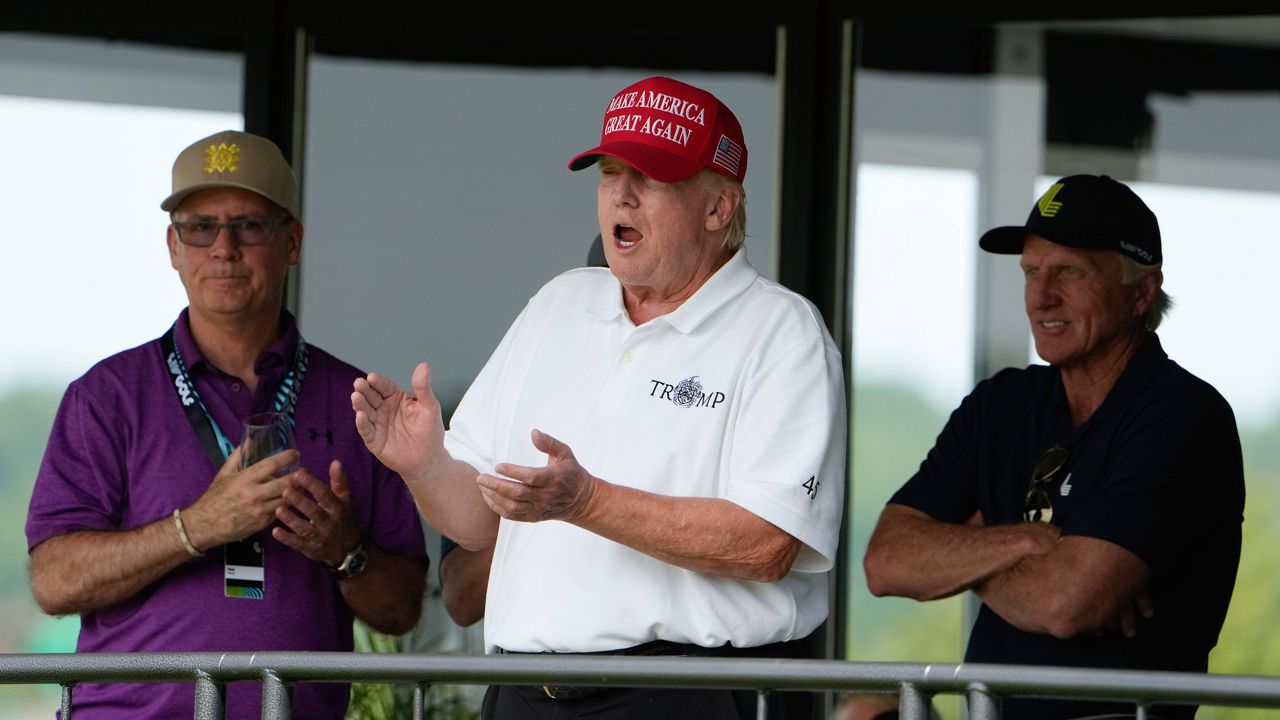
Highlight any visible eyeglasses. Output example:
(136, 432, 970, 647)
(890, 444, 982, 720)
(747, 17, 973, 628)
(172, 216, 289, 247)
(1023, 444, 1069, 523)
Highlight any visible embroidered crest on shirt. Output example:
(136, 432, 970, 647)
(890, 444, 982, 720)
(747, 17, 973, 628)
(648, 376, 726, 409)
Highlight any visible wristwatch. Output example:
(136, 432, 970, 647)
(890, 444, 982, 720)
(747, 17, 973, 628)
(331, 543, 368, 580)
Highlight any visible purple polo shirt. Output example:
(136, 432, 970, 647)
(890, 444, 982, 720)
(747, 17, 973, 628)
(27, 309, 427, 720)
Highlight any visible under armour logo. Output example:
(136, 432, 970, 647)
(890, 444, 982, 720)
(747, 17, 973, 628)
(308, 428, 334, 444)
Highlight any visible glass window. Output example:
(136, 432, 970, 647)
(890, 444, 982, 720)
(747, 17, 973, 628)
(845, 68, 993, 720)
(850, 17, 1280, 720)
(0, 33, 240, 717)
(846, 162, 976, 663)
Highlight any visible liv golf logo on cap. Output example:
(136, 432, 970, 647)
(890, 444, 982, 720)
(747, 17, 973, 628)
(204, 142, 241, 174)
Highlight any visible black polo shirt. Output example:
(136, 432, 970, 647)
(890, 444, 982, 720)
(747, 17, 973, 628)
(890, 333, 1244, 720)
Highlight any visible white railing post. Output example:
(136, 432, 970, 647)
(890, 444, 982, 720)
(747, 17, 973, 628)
(900, 681, 930, 720)
(193, 669, 225, 720)
(968, 683, 999, 720)
(260, 670, 292, 719)
(413, 682, 430, 720)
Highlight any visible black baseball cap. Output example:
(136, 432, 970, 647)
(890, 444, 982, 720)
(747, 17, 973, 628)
(979, 175, 1161, 265)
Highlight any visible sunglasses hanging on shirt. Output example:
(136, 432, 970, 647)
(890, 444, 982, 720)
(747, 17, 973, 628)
(1023, 444, 1070, 523)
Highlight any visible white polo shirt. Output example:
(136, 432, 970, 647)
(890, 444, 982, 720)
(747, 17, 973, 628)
(444, 250, 846, 652)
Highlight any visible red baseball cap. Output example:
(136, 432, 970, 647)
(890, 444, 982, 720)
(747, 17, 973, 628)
(568, 76, 748, 184)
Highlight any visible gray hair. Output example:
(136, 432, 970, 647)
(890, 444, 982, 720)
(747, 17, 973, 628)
(1119, 255, 1172, 331)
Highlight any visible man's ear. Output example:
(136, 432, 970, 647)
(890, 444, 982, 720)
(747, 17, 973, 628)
(1133, 269, 1163, 317)
(285, 219, 304, 265)
(705, 184, 741, 233)
(166, 225, 180, 270)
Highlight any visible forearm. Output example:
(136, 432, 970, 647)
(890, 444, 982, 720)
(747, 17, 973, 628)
(440, 545, 492, 627)
(29, 518, 195, 616)
(974, 535, 1151, 639)
(864, 504, 1057, 601)
(573, 480, 799, 582)
(973, 556, 1063, 635)
(339, 544, 427, 636)
(402, 456, 498, 551)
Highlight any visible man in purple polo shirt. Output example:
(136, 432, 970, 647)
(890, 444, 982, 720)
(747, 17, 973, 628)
(25, 130, 428, 719)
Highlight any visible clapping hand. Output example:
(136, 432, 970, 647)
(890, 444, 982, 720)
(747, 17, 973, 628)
(272, 459, 362, 567)
(352, 362, 446, 480)
(477, 429, 598, 523)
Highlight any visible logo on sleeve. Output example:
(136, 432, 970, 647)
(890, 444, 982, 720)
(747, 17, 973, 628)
(648, 376, 727, 409)
(803, 475, 819, 499)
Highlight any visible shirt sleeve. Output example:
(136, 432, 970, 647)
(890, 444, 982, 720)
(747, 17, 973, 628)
(887, 381, 985, 524)
(723, 331, 847, 572)
(26, 382, 127, 551)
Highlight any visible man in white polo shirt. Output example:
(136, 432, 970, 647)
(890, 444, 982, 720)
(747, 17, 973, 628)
(352, 76, 846, 720)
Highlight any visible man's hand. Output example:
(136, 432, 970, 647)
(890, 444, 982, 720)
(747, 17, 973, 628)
(352, 362, 445, 479)
(181, 445, 303, 551)
(1104, 589, 1155, 638)
(272, 459, 363, 566)
(477, 429, 597, 523)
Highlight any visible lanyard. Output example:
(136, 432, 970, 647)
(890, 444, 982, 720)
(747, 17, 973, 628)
(160, 321, 309, 469)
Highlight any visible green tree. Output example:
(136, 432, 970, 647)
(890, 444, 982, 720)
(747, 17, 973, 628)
(1199, 416, 1280, 720)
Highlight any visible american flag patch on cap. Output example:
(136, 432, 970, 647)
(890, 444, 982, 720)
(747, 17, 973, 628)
(711, 135, 743, 176)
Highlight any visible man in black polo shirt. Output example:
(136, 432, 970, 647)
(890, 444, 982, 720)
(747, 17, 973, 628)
(863, 175, 1244, 720)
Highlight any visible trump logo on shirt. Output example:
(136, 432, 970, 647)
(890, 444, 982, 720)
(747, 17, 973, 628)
(648, 376, 727, 409)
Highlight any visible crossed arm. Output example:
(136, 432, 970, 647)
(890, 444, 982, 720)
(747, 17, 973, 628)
(864, 503, 1151, 638)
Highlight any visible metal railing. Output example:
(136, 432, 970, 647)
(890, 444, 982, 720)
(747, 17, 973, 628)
(3, 652, 1280, 719)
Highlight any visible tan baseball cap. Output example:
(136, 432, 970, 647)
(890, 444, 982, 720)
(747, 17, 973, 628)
(160, 130, 299, 218)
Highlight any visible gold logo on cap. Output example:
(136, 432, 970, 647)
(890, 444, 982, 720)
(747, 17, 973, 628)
(203, 143, 241, 174)
(1037, 183, 1064, 217)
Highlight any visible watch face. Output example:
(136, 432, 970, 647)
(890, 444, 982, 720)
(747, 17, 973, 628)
(343, 548, 368, 578)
